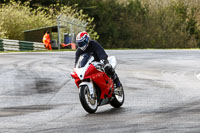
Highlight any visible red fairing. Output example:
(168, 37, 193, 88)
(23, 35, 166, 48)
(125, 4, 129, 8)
(71, 64, 114, 99)
(84, 64, 100, 78)
(93, 73, 113, 99)
(70, 72, 80, 87)
(71, 72, 78, 79)
(85, 64, 114, 99)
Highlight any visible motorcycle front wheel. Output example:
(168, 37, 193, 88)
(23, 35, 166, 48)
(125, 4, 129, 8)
(79, 85, 98, 113)
(110, 85, 125, 108)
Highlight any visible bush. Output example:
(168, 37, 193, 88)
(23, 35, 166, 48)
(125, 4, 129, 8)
(1, 0, 200, 48)
(0, 1, 98, 40)
(141, 0, 200, 48)
(79, 0, 200, 48)
(0, 1, 53, 40)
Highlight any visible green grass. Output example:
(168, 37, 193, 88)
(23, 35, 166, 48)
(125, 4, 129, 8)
(106, 48, 200, 50)
(1, 48, 200, 53)
(0, 49, 76, 53)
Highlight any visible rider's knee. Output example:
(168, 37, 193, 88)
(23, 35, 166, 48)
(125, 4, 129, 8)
(104, 64, 115, 76)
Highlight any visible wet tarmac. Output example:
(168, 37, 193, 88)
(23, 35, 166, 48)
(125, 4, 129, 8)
(0, 50, 200, 133)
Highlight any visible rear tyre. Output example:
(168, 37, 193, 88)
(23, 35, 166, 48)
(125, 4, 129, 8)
(110, 85, 124, 108)
(79, 85, 98, 113)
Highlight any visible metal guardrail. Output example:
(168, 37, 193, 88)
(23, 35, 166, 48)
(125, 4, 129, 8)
(0, 39, 46, 51)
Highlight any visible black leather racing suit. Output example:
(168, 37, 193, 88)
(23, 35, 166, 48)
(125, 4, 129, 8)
(75, 40, 121, 87)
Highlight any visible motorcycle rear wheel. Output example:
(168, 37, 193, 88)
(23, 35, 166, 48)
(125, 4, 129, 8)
(79, 85, 98, 113)
(110, 85, 124, 108)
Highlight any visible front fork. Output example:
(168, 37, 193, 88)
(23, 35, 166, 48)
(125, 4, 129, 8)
(79, 81, 95, 98)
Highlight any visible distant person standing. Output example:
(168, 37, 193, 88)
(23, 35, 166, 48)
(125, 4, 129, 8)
(42, 31, 52, 50)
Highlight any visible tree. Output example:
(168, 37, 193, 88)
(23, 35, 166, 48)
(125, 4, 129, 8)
(0, 0, 98, 40)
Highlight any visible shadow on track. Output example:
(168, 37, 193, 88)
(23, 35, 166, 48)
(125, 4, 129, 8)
(0, 104, 62, 117)
(85, 107, 126, 117)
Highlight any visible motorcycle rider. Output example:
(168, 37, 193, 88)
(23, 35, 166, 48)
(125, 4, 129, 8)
(75, 31, 122, 89)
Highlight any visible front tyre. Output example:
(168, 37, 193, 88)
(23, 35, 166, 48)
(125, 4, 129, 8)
(110, 85, 125, 108)
(79, 85, 98, 113)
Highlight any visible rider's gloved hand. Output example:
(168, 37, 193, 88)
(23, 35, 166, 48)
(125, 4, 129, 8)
(100, 59, 109, 65)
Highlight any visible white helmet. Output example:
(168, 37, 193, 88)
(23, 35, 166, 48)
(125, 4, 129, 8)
(76, 31, 90, 51)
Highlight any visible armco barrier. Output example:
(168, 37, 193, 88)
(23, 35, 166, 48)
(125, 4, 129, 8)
(0, 39, 45, 51)
(0, 39, 3, 51)
(3, 39, 20, 51)
(33, 43, 46, 50)
(19, 41, 34, 51)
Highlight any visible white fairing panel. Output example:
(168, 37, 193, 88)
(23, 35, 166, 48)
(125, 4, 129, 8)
(75, 56, 94, 80)
(75, 67, 87, 80)
(79, 81, 94, 96)
(108, 56, 117, 69)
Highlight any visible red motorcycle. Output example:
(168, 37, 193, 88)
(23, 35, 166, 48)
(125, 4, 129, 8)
(71, 53, 124, 113)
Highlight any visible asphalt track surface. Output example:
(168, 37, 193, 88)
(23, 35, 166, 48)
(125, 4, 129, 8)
(0, 50, 200, 133)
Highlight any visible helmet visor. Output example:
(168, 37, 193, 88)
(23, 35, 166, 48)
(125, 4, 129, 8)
(77, 41, 86, 48)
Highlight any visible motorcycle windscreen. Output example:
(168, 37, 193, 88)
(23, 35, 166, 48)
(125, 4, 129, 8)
(76, 53, 92, 68)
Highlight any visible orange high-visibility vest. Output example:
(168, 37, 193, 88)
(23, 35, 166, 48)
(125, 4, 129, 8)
(43, 33, 50, 45)
(42, 33, 52, 50)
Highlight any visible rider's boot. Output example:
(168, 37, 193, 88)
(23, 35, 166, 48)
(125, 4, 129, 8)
(112, 74, 122, 95)
(112, 74, 122, 88)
